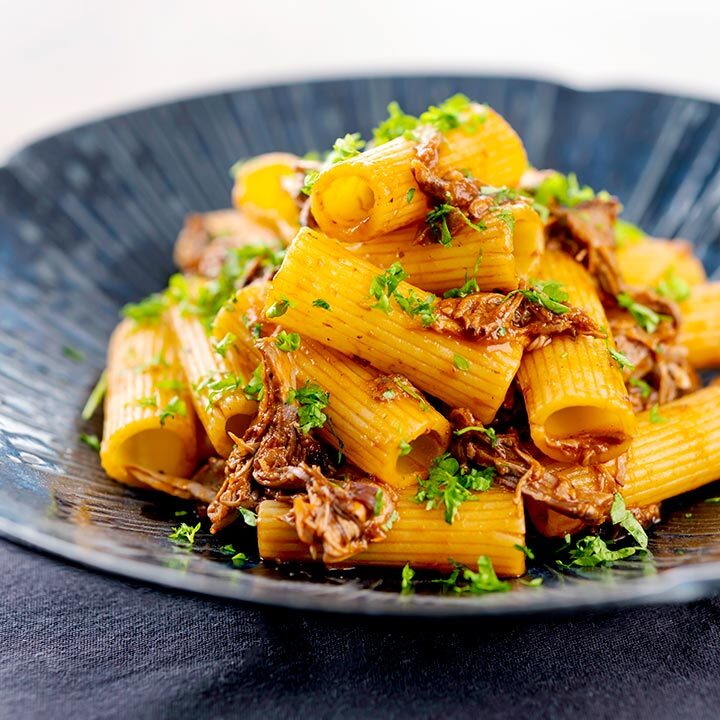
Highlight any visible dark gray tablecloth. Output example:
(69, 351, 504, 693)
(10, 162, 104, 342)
(3, 538, 720, 720)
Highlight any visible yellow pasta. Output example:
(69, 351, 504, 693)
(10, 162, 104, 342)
(257, 486, 526, 575)
(169, 305, 258, 457)
(265, 228, 524, 422)
(353, 203, 544, 293)
(289, 338, 450, 488)
(101, 318, 197, 486)
(310, 106, 527, 242)
(517, 249, 637, 464)
(616, 238, 707, 288)
(232, 152, 302, 236)
(679, 283, 720, 369)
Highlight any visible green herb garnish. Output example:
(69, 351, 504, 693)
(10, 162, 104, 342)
(81, 371, 107, 421)
(62, 345, 85, 362)
(415, 453, 494, 524)
(312, 298, 331, 310)
(610, 493, 648, 548)
(121, 293, 167, 324)
(213, 332, 237, 357)
(238, 507, 258, 527)
(266, 295, 296, 319)
(398, 440, 412, 457)
(629, 377, 652, 399)
(649, 404, 667, 424)
(275, 330, 301, 352)
(287, 381, 329, 434)
(159, 396, 187, 426)
(656, 269, 691, 303)
(401, 563, 415, 595)
(617, 292, 662, 334)
(433, 556, 509, 594)
(169, 522, 200, 546)
(510, 279, 570, 315)
(79, 433, 100, 452)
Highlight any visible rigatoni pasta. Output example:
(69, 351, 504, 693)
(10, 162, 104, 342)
(101, 318, 197, 485)
(265, 227, 525, 423)
(87, 92, 720, 587)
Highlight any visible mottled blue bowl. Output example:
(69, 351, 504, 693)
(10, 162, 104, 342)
(1, 76, 719, 616)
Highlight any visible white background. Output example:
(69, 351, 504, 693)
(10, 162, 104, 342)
(1, 0, 720, 161)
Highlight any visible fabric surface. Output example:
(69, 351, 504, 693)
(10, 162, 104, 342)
(3, 541, 720, 719)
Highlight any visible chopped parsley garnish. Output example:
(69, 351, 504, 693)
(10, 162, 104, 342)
(480, 185, 521, 203)
(392, 377, 428, 410)
(426, 203, 486, 247)
(159, 396, 187, 426)
(393, 289, 438, 327)
(398, 440, 412, 456)
(533, 172, 600, 211)
(301, 170, 320, 196)
(649, 404, 667, 424)
(453, 354, 470, 372)
(219, 544, 236, 555)
(374, 489, 385, 517)
(168, 245, 284, 330)
(557, 534, 644, 569)
(196, 373, 244, 408)
(415, 453, 495, 524)
(495, 207, 516, 232)
(609, 346, 635, 370)
(312, 298, 331, 310)
(62, 345, 85, 362)
(614, 219, 645, 249)
(617, 292, 662, 334)
(81, 371, 107, 421)
(238, 507, 257, 527)
(401, 563, 415, 595)
(514, 544, 535, 560)
(656, 269, 691, 303)
(275, 330, 301, 352)
(433, 556, 509, 594)
(121, 293, 167, 324)
(243, 365, 264, 401)
(137, 396, 158, 409)
(419, 94, 486, 134)
(520, 577, 544, 587)
(453, 425, 498, 447)
(372, 101, 420, 145)
(405, 187, 416, 203)
(213, 332, 237, 357)
(169, 522, 200, 546)
(705, 498, 720, 504)
(509, 278, 570, 315)
(156, 378, 186, 392)
(231, 552, 248, 568)
(610, 493, 648, 548)
(443, 276, 479, 299)
(629, 377, 652, 399)
(79, 433, 100, 452)
(382, 389, 397, 401)
(287, 381, 330, 434)
(370, 262, 408, 313)
(266, 295, 295, 319)
(137, 351, 169, 373)
(327, 132, 365, 163)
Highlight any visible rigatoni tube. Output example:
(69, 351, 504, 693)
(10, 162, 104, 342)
(310, 106, 527, 242)
(170, 305, 258, 457)
(354, 203, 544, 294)
(257, 486, 526, 576)
(265, 229, 524, 423)
(517, 249, 636, 464)
(290, 338, 451, 488)
(101, 318, 197, 485)
(679, 283, 720, 370)
(616, 239, 706, 288)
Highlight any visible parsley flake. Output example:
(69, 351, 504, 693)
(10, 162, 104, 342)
(514, 544, 536, 560)
(312, 298, 331, 310)
(121, 293, 167, 324)
(453, 425, 498, 447)
(443, 276, 479, 299)
(509, 279, 570, 315)
(372, 101, 419, 145)
(656, 269, 691, 303)
(453, 354, 470, 371)
(609, 346, 635, 370)
(415, 453, 495, 524)
(213, 332, 237, 357)
(401, 563, 415, 595)
(398, 440, 412, 456)
(243, 365, 264, 401)
(649, 404, 667, 424)
(288, 381, 330, 434)
(169, 522, 200, 546)
(81, 371, 107, 421)
(79, 433, 100, 452)
(610, 493, 648, 548)
(159, 396, 187, 426)
(238, 507, 257, 527)
(275, 330, 301, 352)
(406, 187, 416, 204)
(266, 295, 296, 319)
(433, 556, 509, 594)
(629, 377, 652, 399)
(617, 293, 662, 334)
(62, 345, 85, 362)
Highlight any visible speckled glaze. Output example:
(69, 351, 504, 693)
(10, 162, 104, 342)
(1, 76, 720, 617)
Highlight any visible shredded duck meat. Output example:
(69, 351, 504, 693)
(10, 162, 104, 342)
(207, 341, 328, 533)
(450, 408, 619, 524)
(546, 198, 624, 300)
(410, 129, 531, 245)
(173, 209, 279, 278)
(285, 464, 397, 563)
(630, 503, 662, 528)
(433, 287, 604, 350)
(608, 290, 698, 411)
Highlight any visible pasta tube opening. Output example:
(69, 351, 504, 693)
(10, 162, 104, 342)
(395, 429, 448, 479)
(320, 172, 376, 229)
(112, 428, 189, 481)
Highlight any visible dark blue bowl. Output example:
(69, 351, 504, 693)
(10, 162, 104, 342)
(1, 76, 719, 616)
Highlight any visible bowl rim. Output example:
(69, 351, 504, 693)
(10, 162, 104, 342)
(2, 73, 720, 617)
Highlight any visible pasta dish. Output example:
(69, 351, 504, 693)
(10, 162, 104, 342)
(82, 95, 720, 592)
